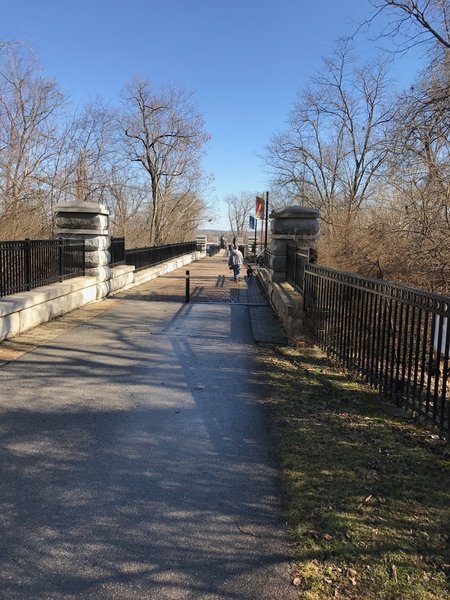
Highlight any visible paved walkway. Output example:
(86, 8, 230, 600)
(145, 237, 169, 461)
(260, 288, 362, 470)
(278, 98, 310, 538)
(115, 252, 287, 345)
(0, 253, 294, 600)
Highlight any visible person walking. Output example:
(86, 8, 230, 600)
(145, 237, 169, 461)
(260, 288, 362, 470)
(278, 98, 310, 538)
(228, 245, 244, 283)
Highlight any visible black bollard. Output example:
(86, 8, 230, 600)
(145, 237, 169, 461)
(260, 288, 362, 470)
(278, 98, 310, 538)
(185, 270, 190, 303)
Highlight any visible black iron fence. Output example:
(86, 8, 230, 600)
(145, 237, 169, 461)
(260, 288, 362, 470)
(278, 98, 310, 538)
(125, 241, 198, 271)
(286, 244, 310, 292)
(303, 263, 449, 436)
(207, 244, 221, 257)
(0, 238, 85, 298)
(0, 237, 199, 298)
(260, 247, 271, 267)
(110, 237, 125, 267)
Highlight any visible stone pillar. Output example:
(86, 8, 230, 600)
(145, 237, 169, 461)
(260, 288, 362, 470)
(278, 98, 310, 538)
(53, 202, 111, 298)
(269, 206, 319, 283)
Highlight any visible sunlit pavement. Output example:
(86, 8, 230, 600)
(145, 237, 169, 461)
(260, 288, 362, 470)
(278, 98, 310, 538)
(0, 253, 295, 599)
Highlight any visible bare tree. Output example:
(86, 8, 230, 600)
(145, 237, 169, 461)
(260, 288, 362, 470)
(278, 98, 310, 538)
(0, 45, 211, 246)
(369, 1, 450, 52)
(359, 1, 450, 292)
(50, 99, 118, 207)
(379, 57, 450, 291)
(0, 47, 65, 238)
(120, 79, 210, 245)
(158, 191, 206, 244)
(265, 42, 392, 238)
(106, 165, 147, 244)
(224, 191, 256, 240)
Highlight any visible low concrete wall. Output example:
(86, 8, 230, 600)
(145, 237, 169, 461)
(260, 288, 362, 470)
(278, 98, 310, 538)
(0, 275, 99, 342)
(0, 251, 203, 342)
(128, 251, 202, 289)
(257, 267, 305, 342)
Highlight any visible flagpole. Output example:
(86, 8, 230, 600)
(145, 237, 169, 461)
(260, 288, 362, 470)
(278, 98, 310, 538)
(264, 191, 269, 255)
(255, 195, 264, 254)
(260, 212, 264, 251)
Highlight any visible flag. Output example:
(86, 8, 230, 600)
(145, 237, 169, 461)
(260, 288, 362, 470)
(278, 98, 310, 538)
(256, 196, 264, 219)
(249, 215, 255, 229)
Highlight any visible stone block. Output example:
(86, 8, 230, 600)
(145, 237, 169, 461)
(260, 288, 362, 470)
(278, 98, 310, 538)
(54, 202, 109, 215)
(54, 213, 109, 231)
(270, 271, 287, 283)
(109, 266, 135, 294)
(84, 250, 110, 269)
(270, 255, 287, 272)
(270, 239, 290, 254)
(0, 312, 20, 342)
(82, 235, 110, 252)
(271, 206, 320, 236)
(96, 281, 111, 300)
(85, 266, 112, 282)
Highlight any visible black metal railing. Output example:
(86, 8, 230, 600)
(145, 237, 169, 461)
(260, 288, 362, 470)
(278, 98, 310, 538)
(125, 241, 198, 271)
(286, 244, 310, 292)
(207, 244, 221, 257)
(110, 237, 125, 266)
(0, 238, 86, 298)
(304, 263, 449, 436)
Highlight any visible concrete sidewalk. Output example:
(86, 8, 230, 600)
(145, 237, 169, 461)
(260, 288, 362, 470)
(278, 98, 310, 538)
(0, 252, 286, 367)
(0, 253, 295, 600)
(115, 251, 287, 344)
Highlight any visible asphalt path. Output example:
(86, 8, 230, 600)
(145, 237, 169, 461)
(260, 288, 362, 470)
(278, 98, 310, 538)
(0, 256, 296, 599)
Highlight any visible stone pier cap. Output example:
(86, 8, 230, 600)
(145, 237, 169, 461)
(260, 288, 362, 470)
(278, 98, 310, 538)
(270, 205, 320, 236)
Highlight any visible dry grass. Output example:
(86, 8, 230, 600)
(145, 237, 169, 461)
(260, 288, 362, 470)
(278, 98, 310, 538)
(258, 344, 450, 599)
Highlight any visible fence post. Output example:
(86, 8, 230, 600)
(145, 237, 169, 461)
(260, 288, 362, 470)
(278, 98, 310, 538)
(58, 237, 64, 282)
(25, 238, 32, 291)
(185, 270, 190, 303)
(82, 239, 86, 276)
(293, 246, 298, 288)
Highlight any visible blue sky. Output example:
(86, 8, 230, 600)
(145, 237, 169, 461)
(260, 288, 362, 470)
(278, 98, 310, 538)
(2, 0, 424, 229)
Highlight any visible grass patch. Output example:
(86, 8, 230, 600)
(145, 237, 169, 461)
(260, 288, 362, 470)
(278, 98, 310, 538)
(258, 344, 450, 599)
